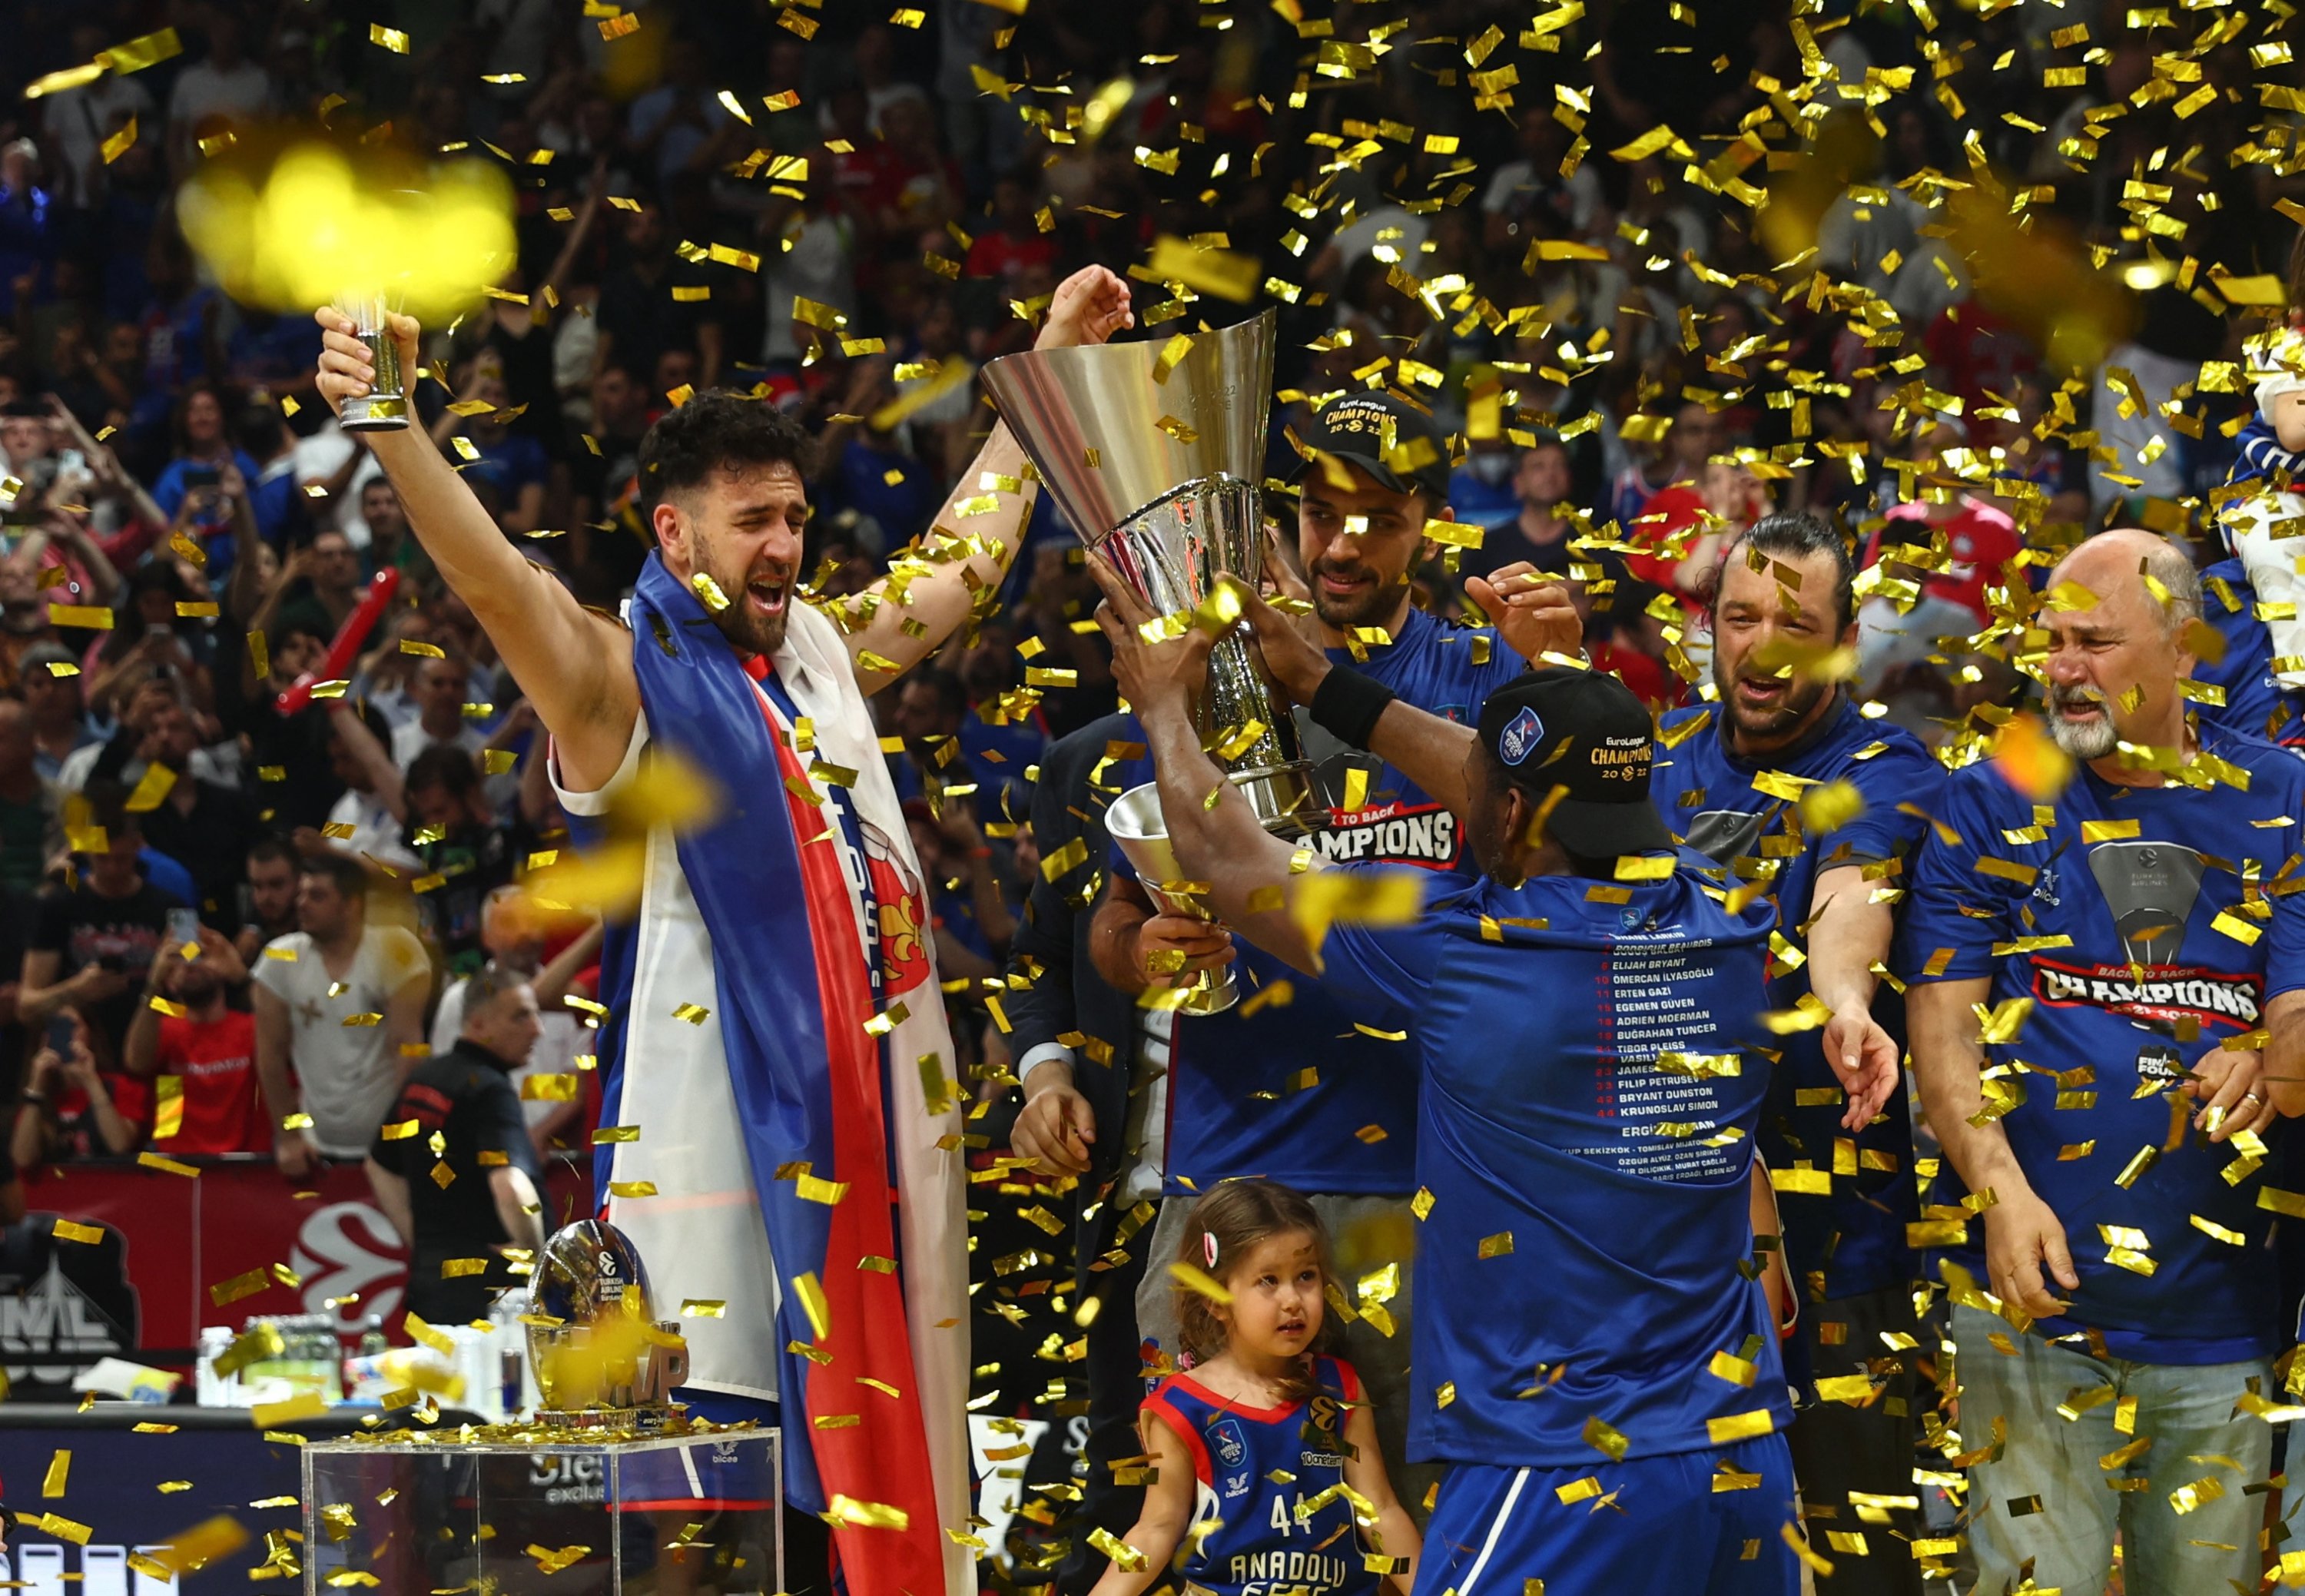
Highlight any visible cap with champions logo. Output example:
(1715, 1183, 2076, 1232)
(1474, 667, 1676, 858)
(1288, 390, 1453, 502)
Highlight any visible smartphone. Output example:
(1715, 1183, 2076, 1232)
(182, 461, 220, 490)
(45, 1013, 76, 1055)
(166, 907, 201, 947)
(56, 447, 85, 478)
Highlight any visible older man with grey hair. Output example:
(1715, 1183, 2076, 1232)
(1902, 527, 2305, 1595)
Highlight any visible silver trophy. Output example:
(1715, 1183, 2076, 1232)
(983, 310, 1315, 1014)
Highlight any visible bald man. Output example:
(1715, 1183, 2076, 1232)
(1904, 528, 2305, 1595)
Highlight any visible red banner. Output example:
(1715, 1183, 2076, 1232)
(5, 1154, 591, 1367)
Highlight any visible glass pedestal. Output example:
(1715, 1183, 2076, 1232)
(302, 1426, 781, 1595)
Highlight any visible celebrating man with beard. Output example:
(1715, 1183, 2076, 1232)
(315, 266, 1134, 1596)
(1649, 513, 1942, 1596)
(1904, 529, 2305, 1596)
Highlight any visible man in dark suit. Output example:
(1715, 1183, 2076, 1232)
(1003, 710, 1211, 1594)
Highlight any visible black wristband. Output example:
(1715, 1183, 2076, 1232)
(1308, 666, 1397, 751)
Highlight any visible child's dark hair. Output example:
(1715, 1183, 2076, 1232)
(1172, 1180, 1337, 1402)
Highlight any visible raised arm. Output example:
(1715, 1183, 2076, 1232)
(315, 310, 638, 792)
(830, 267, 1135, 695)
(323, 699, 406, 823)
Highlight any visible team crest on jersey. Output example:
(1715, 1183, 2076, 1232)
(1498, 706, 1544, 766)
(1211, 1417, 1249, 1471)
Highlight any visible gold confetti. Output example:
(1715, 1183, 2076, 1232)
(43, 1449, 69, 1498)
(1168, 1261, 1235, 1305)
(52, 1219, 104, 1244)
(370, 23, 410, 52)
(826, 1496, 910, 1531)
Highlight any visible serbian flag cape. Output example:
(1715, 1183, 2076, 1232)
(624, 551, 973, 1594)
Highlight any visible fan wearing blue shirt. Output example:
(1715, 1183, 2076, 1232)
(1904, 529, 2305, 1596)
(1081, 391, 1522, 1517)
(1092, 563, 1902, 1594)
(1653, 513, 1939, 1596)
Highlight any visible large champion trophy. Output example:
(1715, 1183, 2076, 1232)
(526, 1219, 691, 1429)
(983, 310, 1313, 1014)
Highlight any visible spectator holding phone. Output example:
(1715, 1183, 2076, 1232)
(10, 1008, 148, 1166)
(18, 783, 172, 1071)
(124, 924, 266, 1156)
(149, 382, 262, 557)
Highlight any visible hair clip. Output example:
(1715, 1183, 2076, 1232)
(1202, 1231, 1219, 1270)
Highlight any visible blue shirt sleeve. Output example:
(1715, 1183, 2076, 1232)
(1315, 865, 1454, 1018)
(1822, 738, 1943, 868)
(1896, 765, 2018, 984)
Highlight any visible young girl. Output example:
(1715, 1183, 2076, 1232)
(1090, 1180, 1421, 1596)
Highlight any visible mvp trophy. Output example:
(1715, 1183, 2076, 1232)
(527, 1219, 692, 1428)
(302, 1220, 788, 1594)
(982, 310, 1312, 1014)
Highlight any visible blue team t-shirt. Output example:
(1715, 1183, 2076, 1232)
(1107, 608, 1524, 1196)
(1143, 1354, 1378, 1596)
(2198, 557, 2305, 748)
(1320, 861, 1789, 1467)
(1653, 695, 1942, 1299)
(1899, 725, 2305, 1362)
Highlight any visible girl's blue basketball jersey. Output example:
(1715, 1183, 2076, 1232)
(1142, 1354, 1379, 1596)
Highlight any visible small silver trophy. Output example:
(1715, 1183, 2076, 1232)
(983, 312, 1312, 1013)
(332, 291, 409, 432)
(526, 1219, 690, 1429)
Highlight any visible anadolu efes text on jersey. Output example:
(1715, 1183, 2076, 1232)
(1142, 1355, 1381, 1596)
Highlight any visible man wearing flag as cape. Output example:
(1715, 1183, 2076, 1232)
(315, 265, 1136, 1595)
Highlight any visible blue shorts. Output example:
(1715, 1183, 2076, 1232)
(1412, 1435, 1800, 1596)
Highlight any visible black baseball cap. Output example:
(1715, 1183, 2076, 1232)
(1474, 668, 1676, 858)
(1289, 390, 1452, 503)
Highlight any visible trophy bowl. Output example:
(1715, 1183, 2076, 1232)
(983, 310, 1318, 835)
(1106, 781, 1239, 1014)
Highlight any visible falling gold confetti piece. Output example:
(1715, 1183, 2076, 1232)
(250, 1392, 328, 1428)
(138, 1151, 199, 1178)
(370, 23, 410, 52)
(43, 1449, 69, 1498)
(1708, 1406, 1779, 1444)
(52, 1219, 103, 1244)
(1168, 1261, 1234, 1305)
(825, 1495, 910, 1531)
(682, 1299, 727, 1318)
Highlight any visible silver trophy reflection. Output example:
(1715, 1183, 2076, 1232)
(526, 1219, 690, 1428)
(982, 310, 1312, 1014)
